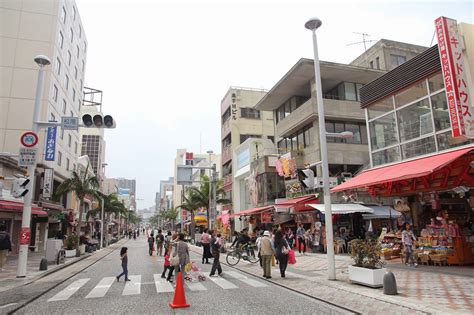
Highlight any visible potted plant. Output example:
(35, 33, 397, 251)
(65, 234, 78, 258)
(348, 239, 386, 288)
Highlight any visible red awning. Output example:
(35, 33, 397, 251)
(274, 195, 319, 212)
(232, 205, 274, 217)
(0, 200, 48, 216)
(332, 146, 474, 193)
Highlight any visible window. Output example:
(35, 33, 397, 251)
(69, 27, 74, 43)
(240, 134, 261, 144)
(57, 151, 62, 166)
(397, 98, 433, 142)
(344, 82, 357, 101)
(345, 123, 362, 144)
(395, 81, 428, 107)
(58, 31, 64, 48)
(431, 91, 450, 131)
(62, 99, 66, 114)
(66, 158, 70, 171)
(372, 147, 400, 166)
(61, 6, 66, 23)
(72, 88, 76, 101)
(390, 54, 407, 68)
(275, 96, 310, 124)
(74, 67, 78, 79)
(369, 61, 374, 69)
(60, 128, 64, 140)
(75, 142, 78, 154)
(401, 136, 436, 159)
(72, 6, 76, 20)
(369, 113, 398, 150)
(64, 75, 69, 90)
(76, 45, 80, 58)
(240, 108, 260, 119)
(375, 57, 380, 70)
(67, 51, 72, 66)
(55, 57, 61, 75)
(437, 131, 474, 151)
(428, 72, 444, 93)
(368, 97, 394, 120)
(53, 85, 58, 102)
(68, 134, 72, 147)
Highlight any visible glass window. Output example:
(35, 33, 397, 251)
(360, 124, 368, 144)
(344, 82, 357, 101)
(60, 128, 64, 140)
(67, 51, 71, 66)
(325, 121, 335, 143)
(53, 85, 58, 102)
(334, 122, 345, 143)
(290, 134, 297, 151)
(401, 136, 436, 159)
(369, 113, 398, 150)
(390, 54, 406, 67)
(375, 57, 380, 70)
(284, 102, 290, 117)
(64, 75, 69, 90)
(66, 158, 70, 171)
(345, 123, 361, 144)
(397, 98, 433, 142)
(55, 57, 61, 75)
(58, 31, 64, 48)
(68, 134, 72, 147)
(290, 97, 297, 112)
(62, 99, 66, 113)
(369, 61, 374, 69)
(367, 97, 394, 120)
(428, 72, 444, 94)
(437, 131, 474, 151)
(57, 151, 62, 166)
(431, 91, 450, 131)
(304, 126, 311, 147)
(372, 147, 401, 166)
(297, 131, 304, 150)
(61, 6, 66, 23)
(69, 27, 73, 43)
(356, 83, 364, 102)
(395, 81, 428, 107)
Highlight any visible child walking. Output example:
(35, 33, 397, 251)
(116, 247, 131, 282)
(161, 247, 174, 282)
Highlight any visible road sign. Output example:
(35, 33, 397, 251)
(20, 131, 38, 147)
(19, 227, 30, 245)
(62, 117, 79, 130)
(18, 148, 38, 167)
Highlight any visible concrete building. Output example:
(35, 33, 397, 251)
(350, 39, 427, 71)
(220, 87, 274, 214)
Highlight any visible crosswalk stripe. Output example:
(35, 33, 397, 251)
(185, 280, 207, 291)
(153, 274, 174, 293)
(48, 278, 90, 302)
(122, 275, 141, 296)
(85, 277, 115, 299)
(207, 275, 238, 289)
(226, 271, 268, 288)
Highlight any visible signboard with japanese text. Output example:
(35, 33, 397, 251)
(45, 127, 57, 161)
(18, 148, 38, 167)
(43, 168, 54, 199)
(435, 16, 473, 138)
(61, 116, 79, 130)
(231, 93, 238, 120)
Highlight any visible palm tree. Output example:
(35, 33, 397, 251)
(54, 164, 100, 249)
(177, 192, 201, 241)
(87, 193, 127, 239)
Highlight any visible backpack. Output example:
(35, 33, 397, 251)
(0, 232, 11, 251)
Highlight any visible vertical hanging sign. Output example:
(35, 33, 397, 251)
(45, 127, 57, 161)
(435, 16, 473, 138)
(43, 168, 54, 199)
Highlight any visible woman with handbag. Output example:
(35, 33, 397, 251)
(174, 233, 191, 280)
(274, 230, 289, 278)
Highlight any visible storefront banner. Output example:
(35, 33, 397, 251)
(44, 127, 57, 161)
(435, 16, 473, 138)
(261, 212, 272, 223)
(42, 168, 54, 198)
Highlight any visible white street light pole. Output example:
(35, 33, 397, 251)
(206, 150, 213, 229)
(100, 163, 107, 249)
(17, 55, 51, 278)
(305, 18, 336, 281)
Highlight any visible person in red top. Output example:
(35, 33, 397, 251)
(161, 247, 174, 282)
(201, 228, 212, 264)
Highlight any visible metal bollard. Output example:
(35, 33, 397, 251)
(39, 258, 48, 271)
(383, 271, 398, 295)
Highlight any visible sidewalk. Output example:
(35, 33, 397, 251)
(189, 244, 474, 314)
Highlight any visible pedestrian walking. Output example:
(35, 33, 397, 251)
(174, 233, 191, 280)
(161, 247, 174, 282)
(116, 247, 130, 282)
(147, 233, 155, 256)
(133, 230, 136, 240)
(209, 230, 223, 277)
(256, 231, 263, 267)
(296, 224, 306, 255)
(274, 230, 289, 278)
(156, 229, 164, 256)
(0, 225, 12, 271)
(402, 224, 418, 267)
(201, 228, 212, 264)
(259, 231, 274, 279)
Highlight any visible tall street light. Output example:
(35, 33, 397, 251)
(305, 18, 336, 280)
(206, 150, 213, 229)
(17, 55, 51, 278)
(99, 163, 108, 249)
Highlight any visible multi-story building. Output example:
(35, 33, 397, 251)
(116, 177, 137, 211)
(220, 87, 274, 213)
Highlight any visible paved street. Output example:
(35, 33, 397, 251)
(5, 236, 353, 314)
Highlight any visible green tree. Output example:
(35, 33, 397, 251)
(54, 164, 100, 249)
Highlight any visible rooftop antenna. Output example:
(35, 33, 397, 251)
(347, 32, 378, 68)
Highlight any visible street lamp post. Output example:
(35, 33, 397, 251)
(99, 163, 107, 249)
(17, 55, 51, 278)
(206, 150, 213, 229)
(305, 18, 336, 280)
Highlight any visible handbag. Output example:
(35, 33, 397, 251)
(170, 254, 180, 266)
(288, 249, 296, 264)
(282, 246, 289, 255)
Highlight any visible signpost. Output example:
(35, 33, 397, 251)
(20, 132, 38, 148)
(18, 148, 38, 167)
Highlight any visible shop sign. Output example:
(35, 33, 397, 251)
(44, 127, 57, 161)
(18, 148, 38, 167)
(231, 93, 238, 120)
(435, 17, 473, 138)
(261, 212, 272, 223)
(19, 227, 30, 245)
(42, 168, 54, 199)
(276, 157, 297, 178)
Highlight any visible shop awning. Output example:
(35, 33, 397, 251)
(362, 206, 401, 220)
(331, 146, 474, 193)
(38, 201, 64, 212)
(232, 205, 274, 217)
(307, 203, 373, 214)
(0, 200, 47, 216)
(275, 195, 319, 212)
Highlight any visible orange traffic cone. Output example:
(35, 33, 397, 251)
(169, 271, 190, 309)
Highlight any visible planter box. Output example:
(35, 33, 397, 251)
(79, 245, 86, 255)
(348, 265, 386, 288)
(65, 249, 76, 258)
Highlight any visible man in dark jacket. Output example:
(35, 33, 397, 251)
(209, 230, 223, 277)
(0, 225, 12, 271)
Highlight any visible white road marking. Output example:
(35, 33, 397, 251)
(185, 280, 207, 291)
(0, 303, 18, 309)
(226, 271, 268, 288)
(154, 274, 174, 293)
(122, 275, 141, 296)
(48, 278, 90, 302)
(206, 275, 238, 289)
(85, 277, 115, 298)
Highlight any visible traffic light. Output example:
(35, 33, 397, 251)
(298, 169, 314, 189)
(81, 114, 116, 128)
(12, 178, 30, 198)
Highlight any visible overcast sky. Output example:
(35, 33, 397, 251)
(76, 0, 473, 209)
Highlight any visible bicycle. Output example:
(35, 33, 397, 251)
(226, 243, 259, 266)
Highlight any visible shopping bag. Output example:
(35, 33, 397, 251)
(271, 254, 276, 267)
(288, 249, 296, 264)
(170, 255, 180, 266)
(185, 262, 193, 273)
